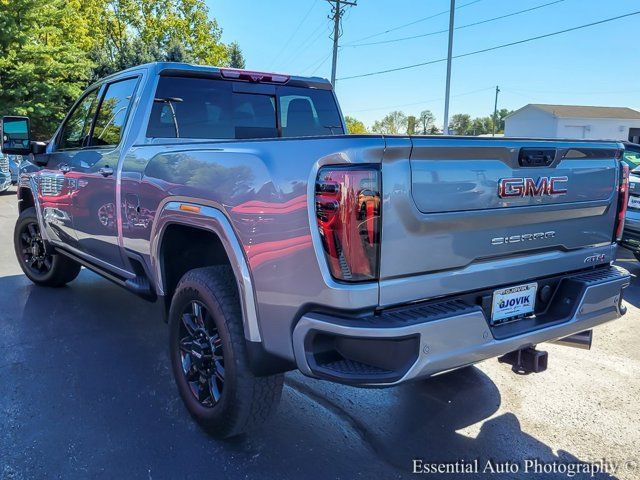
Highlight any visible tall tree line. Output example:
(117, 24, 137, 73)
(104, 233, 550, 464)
(346, 108, 513, 135)
(0, 0, 245, 139)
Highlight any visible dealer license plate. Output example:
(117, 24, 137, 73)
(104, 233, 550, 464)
(628, 195, 640, 210)
(491, 282, 537, 324)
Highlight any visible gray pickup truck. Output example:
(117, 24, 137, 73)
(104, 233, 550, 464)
(1, 62, 631, 438)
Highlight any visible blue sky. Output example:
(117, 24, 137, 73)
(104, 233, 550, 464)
(209, 0, 640, 128)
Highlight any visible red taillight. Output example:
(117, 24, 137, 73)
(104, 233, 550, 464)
(315, 167, 381, 282)
(220, 68, 290, 84)
(615, 162, 630, 241)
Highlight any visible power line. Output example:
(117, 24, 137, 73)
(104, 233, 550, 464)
(338, 10, 640, 81)
(346, 0, 566, 47)
(281, 19, 332, 69)
(349, 86, 495, 113)
(304, 4, 357, 76)
(268, 0, 319, 69)
(310, 52, 333, 75)
(328, 0, 358, 86)
(505, 87, 640, 95)
(342, 0, 483, 46)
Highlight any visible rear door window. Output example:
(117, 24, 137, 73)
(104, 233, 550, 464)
(147, 76, 343, 140)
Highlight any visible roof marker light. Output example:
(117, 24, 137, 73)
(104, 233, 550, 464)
(220, 68, 290, 84)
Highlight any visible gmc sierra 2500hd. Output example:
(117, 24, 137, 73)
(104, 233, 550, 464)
(1, 63, 631, 438)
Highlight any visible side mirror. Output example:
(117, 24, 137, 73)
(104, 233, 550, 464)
(31, 142, 49, 167)
(2, 116, 32, 155)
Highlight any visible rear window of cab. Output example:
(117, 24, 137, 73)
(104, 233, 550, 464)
(146, 76, 344, 140)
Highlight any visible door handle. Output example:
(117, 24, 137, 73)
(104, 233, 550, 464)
(59, 164, 71, 174)
(99, 166, 114, 177)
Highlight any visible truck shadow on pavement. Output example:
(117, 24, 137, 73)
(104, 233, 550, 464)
(0, 270, 619, 479)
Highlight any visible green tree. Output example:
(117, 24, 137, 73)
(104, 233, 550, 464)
(406, 115, 417, 135)
(0, 0, 241, 139)
(228, 42, 246, 69)
(418, 110, 436, 135)
(470, 116, 494, 135)
(495, 108, 513, 133)
(449, 114, 472, 136)
(345, 116, 368, 134)
(0, 0, 95, 138)
(372, 111, 407, 135)
(90, 0, 230, 78)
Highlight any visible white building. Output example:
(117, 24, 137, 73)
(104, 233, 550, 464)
(504, 104, 640, 142)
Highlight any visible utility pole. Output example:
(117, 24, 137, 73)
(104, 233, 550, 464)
(442, 0, 455, 135)
(327, 0, 357, 87)
(492, 85, 500, 136)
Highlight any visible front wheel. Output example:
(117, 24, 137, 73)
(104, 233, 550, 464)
(14, 207, 81, 287)
(169, 266, 283, 438)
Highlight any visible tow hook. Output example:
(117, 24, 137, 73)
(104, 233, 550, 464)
(498, 347, 548, 374)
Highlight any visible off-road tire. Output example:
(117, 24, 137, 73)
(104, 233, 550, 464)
(169, 266, 284, 438)
(14, 207, 81, 287)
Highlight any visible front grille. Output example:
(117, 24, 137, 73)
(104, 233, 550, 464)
(39, 173, 65, 196)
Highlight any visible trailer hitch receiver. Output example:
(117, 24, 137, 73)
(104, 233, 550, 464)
(498, 347, 548, 374)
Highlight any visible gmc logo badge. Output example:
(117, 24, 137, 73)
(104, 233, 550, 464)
(498, 176, 568, 198)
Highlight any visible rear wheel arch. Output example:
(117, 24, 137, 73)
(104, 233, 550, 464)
(152, 205, 261, 344)
(159, 223, 234, 304)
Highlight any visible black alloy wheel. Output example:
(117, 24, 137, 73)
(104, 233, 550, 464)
(179, 300, 225, 407)
(14, 207, 81, 287)
(18, 220, 53, 275)
(168, 266, 284, 438)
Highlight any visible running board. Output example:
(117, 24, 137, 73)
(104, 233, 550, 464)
(55, 247, 156, 301)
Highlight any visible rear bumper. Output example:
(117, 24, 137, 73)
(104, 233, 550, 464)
(292, 266, 630, 386)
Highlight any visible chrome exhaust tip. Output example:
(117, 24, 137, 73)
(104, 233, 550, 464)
(551, 330, 592, 350)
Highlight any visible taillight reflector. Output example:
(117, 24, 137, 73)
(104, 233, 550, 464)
(315, 167, 381, 282)
(615, 162, 630, 242)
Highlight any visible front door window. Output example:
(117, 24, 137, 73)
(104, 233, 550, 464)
(57, 90, 99, 150)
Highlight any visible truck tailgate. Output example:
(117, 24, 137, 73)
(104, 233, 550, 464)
(379, 137, 622, 306)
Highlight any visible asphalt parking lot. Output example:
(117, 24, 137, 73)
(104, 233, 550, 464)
(0, 185, 639, 480)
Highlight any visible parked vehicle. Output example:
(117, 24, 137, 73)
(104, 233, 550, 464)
(620, 141, 640, 170)
(1, 63, 631, 438)
(620, 142, 640, 258)
(8, 154, 21, 183)
(0, 153, 11, 192)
